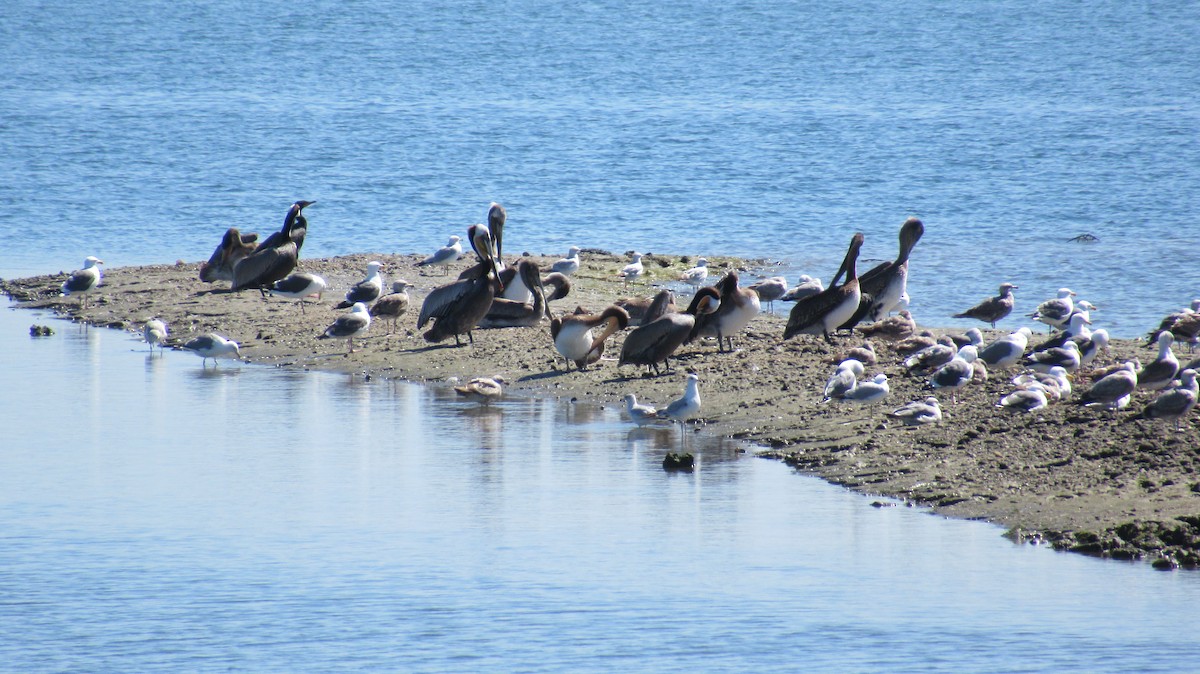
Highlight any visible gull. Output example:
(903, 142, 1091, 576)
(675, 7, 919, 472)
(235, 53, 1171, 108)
(1023, 340, 1082, 374)
(659, 373, 702, 446)
(622, 393, 660, 426)
(182, 333, 241, 367)
(841, 373, 889, 404)
(143, 319, 168, 353)
(269, 272, 327, 314)
(319, 302, 371, 353)
(887, 396, 943, 426)
(749, 276, 788, 313)
(618, 253, 645, 288)
(1030, 312, 1092, 352)
(1137, 332, 1179, 391)
(679, 258, 709, 286)
(977, 326, 1033, 369)
(370, 280, 415, 334)
(61, 256, 104, 309)
(954, 282, 1018, 328)
(1030, 288, 1076, 331)
(416, 235, 463, 275)
(1014, 366, 1072, 401)
(822, 359, 865, 403)
(1077, 362, 1138, 415)
(454, 376, 505, 405)
(904, 335, 957, 376)
(845, 341, 877, 367)
(336, 260, 385, 309)
(781, 274, 823, 302)
(550, 246, 582, 276)
(997, 383, 1049, 413)
(950, 327, 985, 349)
(928, 344, 979, 403)
(1132, 369, 1199, 430)
(783, 233, 865, 345)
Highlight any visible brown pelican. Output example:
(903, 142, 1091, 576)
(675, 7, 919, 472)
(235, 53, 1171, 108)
(370, 280, 415, 334)
(231, 200, 314, 293)
(615, 289, 676, 326)
(143, 319, 168, 353)
(60, 256, 103, 308)
(619, 253, 645, 288)
(182, 333, 241, 367)
(837, 217, 924, 329)
(783, 233, 864, 344)
(336, 261, 385, 309)
(954, 283, 1018, 328)
(416, 235, 463, 275)
(269, 272, 327, 314)
(856, 310, 916, 342)
(455, 376, 506, 405)
(618, 287, 720, 375)
(479, 261, 548, 329)
(550, 306, 630, 371)
(319, 302, 372, 353)
(691, 270, 760, 352)
(419, 225, 504, 346)
(199, 228, 258, 283)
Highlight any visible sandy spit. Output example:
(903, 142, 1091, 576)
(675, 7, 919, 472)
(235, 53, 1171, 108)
(6, 250, 1200, 569)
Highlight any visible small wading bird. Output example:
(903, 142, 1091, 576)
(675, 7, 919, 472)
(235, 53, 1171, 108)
(319, 302, 372, 353)
(61, 256, 104, 309)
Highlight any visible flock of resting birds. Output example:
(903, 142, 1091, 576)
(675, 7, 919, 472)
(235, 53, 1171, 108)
(56, 200, 1200, 433)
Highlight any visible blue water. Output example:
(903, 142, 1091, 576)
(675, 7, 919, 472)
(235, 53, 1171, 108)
(2, 1, 1199, 337)
(4, 3, 1200, 669)
(2, 304, 1200, 672)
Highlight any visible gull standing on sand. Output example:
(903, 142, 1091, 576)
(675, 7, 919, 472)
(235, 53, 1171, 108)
(416, 235, 463, 275)
(1076, 361, 1138, 414)
(1132, 369, 1199, 430)
(954, 283, 1018, 329)
(928, 344, 979, 403)
(61, 256, 103, 308)
(822, 359, 865, 402)
(977, 326, 1033, 369)
(679, 258, 709, 286)
(370, 280, 415, 334)
(781, 274, 823, 302)
(887, 396, 942, 426)
(749, 276, 788, 313)
(1137, 332, 1180, 391)
(337, 261, 385, 309)
(182, 333, 241, 367)
(1013, 366, 1072, 401)
(841, 373, 889, 404)
(1030, 288, 1076, 331)
(454, 376, 505, 405)
(551, 247, 582, 276)
(143, 319, 168, 353)
(270, 272, 327, 314)
(319, 302, 372, 353)
(1023, 340, 1082, 374)
(904, 335, 958, 376)
(619, 253, 644, 288)
(622, 393, 659, 426)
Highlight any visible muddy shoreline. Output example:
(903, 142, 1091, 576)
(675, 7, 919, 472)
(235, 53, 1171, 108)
(6, 251, 1200, 569)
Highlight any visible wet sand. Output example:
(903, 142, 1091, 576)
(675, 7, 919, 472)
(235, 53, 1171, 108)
(6, 251, 1200, 569)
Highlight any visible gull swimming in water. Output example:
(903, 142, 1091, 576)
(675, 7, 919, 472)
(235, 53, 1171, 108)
(622, 393, 660, 426)
(319, 302, 372, 353)
(954, 283, 1018, 329)
(336, 261, 385, 309)
(1131, 369, 1199, 430)
(619, 253, 645, 288)
(416, 235, 463, 275)
(1137, 332, 1179, 391)
(61, 256, 104, 308)
(550, 246, 582, 276)
(679, 258, 709, 286)
(1029, 288, 1076, 331)
(454, 376, 506, 405)
(270, 272, 327, 314)
(887, 396, 943, 426)
(143, 319, 168, 353)
(182, 333, 241, 367)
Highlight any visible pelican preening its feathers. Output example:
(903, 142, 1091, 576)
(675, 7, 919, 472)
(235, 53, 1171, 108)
(200, 228, 258, 283)
(479, 260, 549, 329)
(231, 200, 315, 293)
(619, 287, 721, 375)
(550, 305, 630, 371)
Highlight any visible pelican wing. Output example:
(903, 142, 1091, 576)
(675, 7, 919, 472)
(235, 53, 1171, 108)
(231, 243, 296, 291)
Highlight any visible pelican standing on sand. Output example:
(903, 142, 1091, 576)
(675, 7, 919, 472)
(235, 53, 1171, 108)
(419, 224, 504, 346)
(231, 200, 314, 292)
(977, 326, 1033, 369)
(336, 261, 385, 309)
(841, 216, 924, 326)
(691, 270, 760, 352)
(61, 256, 103, 308)
(783, 232, 865, 344)
(182, 333, 241, 367)
(319, 302, 372, 353)
(551, 306, 631, 371)
(269, 272, 327, 314)
(370, 280, 415, 334)
(954, 283, 1018, 328)
(199, 228, 258, 283)
(416, 235, 463, 275)
(619, 287, 721, 375)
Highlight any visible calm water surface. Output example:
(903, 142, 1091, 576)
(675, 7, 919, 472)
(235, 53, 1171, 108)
(2, 304, 1199, 672)
(2, 0, 1199, 336)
